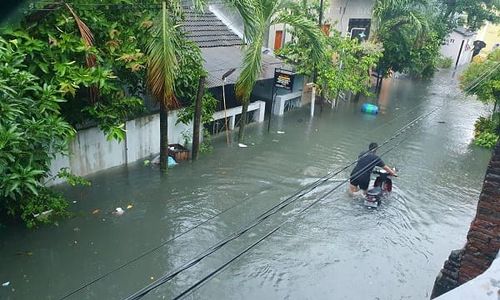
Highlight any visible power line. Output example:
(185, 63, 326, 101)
(57, 97, 431, 300)
(173, 129, 417, 299)
(124, 106, 441, 300)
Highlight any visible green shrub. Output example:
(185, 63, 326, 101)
(474, 131, 499, 149)
(473, 113, 499, 149)
(436, 56, 453, 69)
(0, 37, 75, 227)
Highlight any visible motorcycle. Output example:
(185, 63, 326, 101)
(364, 168, 396, 208)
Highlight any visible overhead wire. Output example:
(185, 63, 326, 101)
(57, 96, 433, 300)
(124, 106, 441, 300)
(61, 61, 499, 299)
(173, 129, 417, 299)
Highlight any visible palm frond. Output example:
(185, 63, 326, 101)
(146, 3, 180, 108)
(224, 0, 260, 41)
(235, 27, 265, 102)
(272, 13, 325, 64)
(65, 3, 98, 102)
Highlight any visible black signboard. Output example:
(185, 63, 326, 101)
(273, 69, 295, 90)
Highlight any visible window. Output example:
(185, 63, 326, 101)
(348, 18, 371, 41)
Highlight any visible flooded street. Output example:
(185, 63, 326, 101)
(0, 71, 494, 300)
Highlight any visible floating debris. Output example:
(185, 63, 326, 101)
(277, 130, 285, 134)
(92, 209, 100, 215)
(143, 159, 151, 166)
(113, 207, 125, 216)
(33, 210, 53, 220)
(238, 143, 248, 148)
(126, 204, 133, 209)
(2, 282, 10, 287)
(272, 139, 279, 143)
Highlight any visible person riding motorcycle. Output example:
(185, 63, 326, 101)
(349, 142, 397, 195)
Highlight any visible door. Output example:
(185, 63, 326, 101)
(274, 30, 283, 50)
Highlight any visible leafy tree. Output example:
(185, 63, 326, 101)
(460, 49, 500, 104)
(440, 0, 499, 32)
(460, 48, 500, 148)
(372, 0, 440, 78)
(373, 0, 499, 78)
(4, 1, 157, 140)
(228, 0, 325, 142)
(280, 24, 382, 100)
(0, 37, 75, 227)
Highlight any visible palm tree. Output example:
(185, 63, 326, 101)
(146, 0, 205, 171)
(371, 0, 432, 76)
(231, 0, 325, 142)
(146, 2, 180, 171)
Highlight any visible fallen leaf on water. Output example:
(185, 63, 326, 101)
(92, 209, 100, 214)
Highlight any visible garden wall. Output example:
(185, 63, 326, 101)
(47, 101, 267, 185)
(47, 110, 191, 185)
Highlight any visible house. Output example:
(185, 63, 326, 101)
(440, 27, 477, 68)
(328, 0, 375, 39)
(476, 22, 500, 55)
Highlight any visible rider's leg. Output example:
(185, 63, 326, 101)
(349, 183, 359, 193)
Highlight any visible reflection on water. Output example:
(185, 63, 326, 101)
(0, 71, 493, 300)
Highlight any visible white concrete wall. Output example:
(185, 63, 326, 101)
(329, 0, 375, 36)
(47, 103, 265, 185)
(440, 31, 476, 67)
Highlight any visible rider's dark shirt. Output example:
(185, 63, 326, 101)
(350, 150, 385, 180)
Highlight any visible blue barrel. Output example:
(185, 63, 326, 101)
(361, 103, 379, 115)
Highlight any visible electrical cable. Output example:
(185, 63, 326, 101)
(124, 106, 441, 300)
(461, 62, 500, 94)
(57, 99, 433, 300)
(173, 130, 415, 299)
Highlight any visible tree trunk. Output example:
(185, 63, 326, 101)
(159, 101, 169, 171)
(238, 100, 249, 142)
(192, 76, 205, 160)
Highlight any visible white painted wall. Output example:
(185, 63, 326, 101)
(329, 0, 375, 36)
(440, 31, 476, 67)
(47, 102, 266, 185)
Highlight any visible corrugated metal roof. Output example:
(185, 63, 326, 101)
(201, 46, 286, 88)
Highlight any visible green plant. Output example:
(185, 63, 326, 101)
(474, 131, 499, 148)
(0, 36, 75, 227)
(460, 49, 500, 104)
(229, 0, 325, 142)
(176, 93, 218, 125)
(200, 128, 213, 153)
(436, 56, 453, 69)
(57, 168, 91, 187)
(20, 188, 69, 229)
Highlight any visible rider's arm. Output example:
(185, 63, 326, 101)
(383, 165, 397, 176)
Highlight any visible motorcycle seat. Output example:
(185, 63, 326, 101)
(367, 187, 382, 196)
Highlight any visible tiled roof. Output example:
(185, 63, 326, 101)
(183, 10, 245, 48)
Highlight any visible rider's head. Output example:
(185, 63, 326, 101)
(369, 142, 378, 152)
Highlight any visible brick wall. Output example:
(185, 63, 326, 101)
(431, 140, 500, 298)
